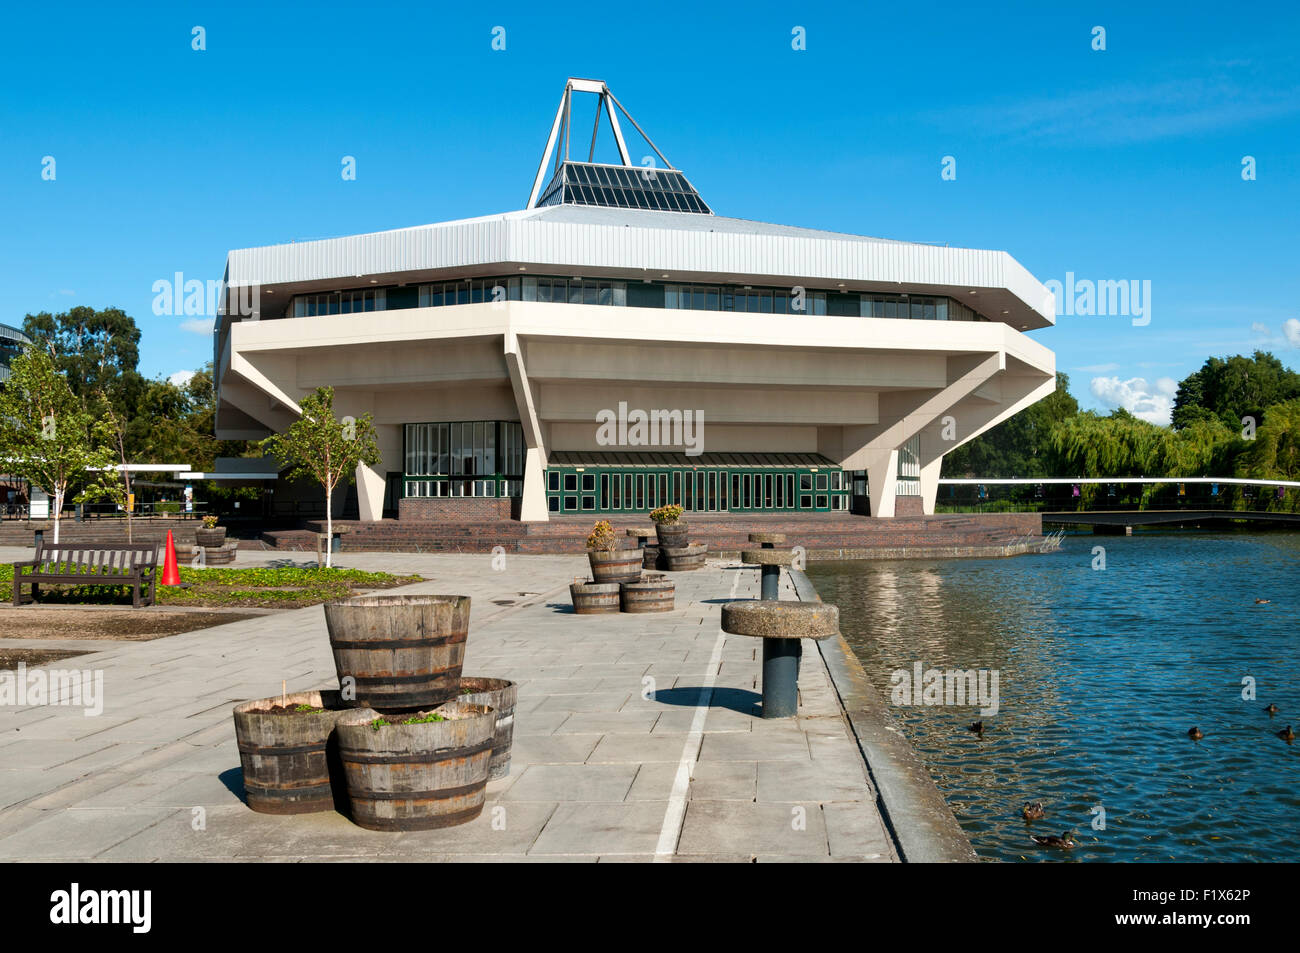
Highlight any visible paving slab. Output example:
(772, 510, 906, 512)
(0, 553, 901, 862)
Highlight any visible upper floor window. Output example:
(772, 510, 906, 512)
(418, 276, 626, 308)
(665, 284, 827, 315)
(293, 288, 386, 316)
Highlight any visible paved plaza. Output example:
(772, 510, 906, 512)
(0, 551, 898, 862)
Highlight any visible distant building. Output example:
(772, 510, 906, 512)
(0, 323, 32, 383)
(215, 79, 1056, 522)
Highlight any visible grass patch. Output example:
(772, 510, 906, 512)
(1, 564, 423, 609)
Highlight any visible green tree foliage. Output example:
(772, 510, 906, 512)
(1048, 410, 1237, 477)
(1236, 398, 1300, 480)
(1172, 351, 1300, 431)
(23, 306, 145, 418)
(941, 372, 1079, 478)
(260, 387, 380, 567)
(0, 349, 116, 542)
(19, 299, 243, 468)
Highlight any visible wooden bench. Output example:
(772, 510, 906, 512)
(12, 542, 161, 608)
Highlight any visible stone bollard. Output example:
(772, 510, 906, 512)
(626, 528, 655, 549)
(741, 548, 796, 601)
(721, 601, 839, 718)
(748, 532, 786, 551)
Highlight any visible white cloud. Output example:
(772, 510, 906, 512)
(168, 370, 196, 388)
(1284, 318, 1300, 348)
(1074, 362, 1120, 373)
(1089, 376, 1174, 425)
(1251, 321, 1272, 337)
(179, 317, 215, 335)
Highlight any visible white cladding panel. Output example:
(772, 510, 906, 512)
(224, 210, 1053, 324)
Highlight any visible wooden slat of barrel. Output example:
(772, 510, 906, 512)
(662, 543, 707, 571)
(620, 575, 676, 613)
(642, 545, 660, 570)
(457, 677, 518, 780)
(655, 523, 689, 549)
(571, 581, 620, 614)
(232, 690, 345, 815)
(588, 549, 643, 584)
(335, 703, 495, 831)
(325, 594, 470, 709)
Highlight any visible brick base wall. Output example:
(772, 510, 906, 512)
(398, 497, 518, 521)
(894, 496, 924, 517)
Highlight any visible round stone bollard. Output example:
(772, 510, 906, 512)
(721, 601, 839, 718)
(741, 548, 797, 601)
(748, 532, 786, 550)
(626, 528, 655, 548)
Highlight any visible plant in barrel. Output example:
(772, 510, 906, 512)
(0, 348, 115, 543)
(260, 386, 379, 568)
(650, 503, 688, 549)
(585, 519, 640, 584)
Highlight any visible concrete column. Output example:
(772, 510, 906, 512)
(356, 461, 385, 522)
(918, 456, 943, 515)
(505, 331, 549, 523)
(862, 448, 899, 518)
(356, 422, 400, 523)
(518, 447, 549, 521)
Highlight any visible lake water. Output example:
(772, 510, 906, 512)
(806, 531, 1300, 862)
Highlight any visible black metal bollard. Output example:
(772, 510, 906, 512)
(761, 638, 802, 718)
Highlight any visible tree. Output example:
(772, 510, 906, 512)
(0, 349, 116, 542)
(1172, 351, 1300, 431)
(1236, 398, 1300, 482)
(80, 398, 136, 542)
(22, 306, 144, 418)
(260, 387, 379, 568)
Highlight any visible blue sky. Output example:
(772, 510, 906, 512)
(2, 1, 1297, 423)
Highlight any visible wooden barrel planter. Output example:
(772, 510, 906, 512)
(570, 579, 620, 614)
(587, 547, 643, 584)
(662, 543, 707, 571)
(195, 527, 227, 548)
(232, 690, 346, 815)
(655, 522, 689, 550)
(324, 594, 470, 710)
(621, 574, 675, 613)
(335, 702, 495, 831)
(457, 677, 518, 780)
(642, 545, 661, 570)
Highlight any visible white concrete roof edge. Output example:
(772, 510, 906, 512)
(227, 303, 1057, 367)
(222, 209, 1054, 325)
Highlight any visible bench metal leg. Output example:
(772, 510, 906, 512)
(760, 638, 802, 718)
(760, 564, 780, 601)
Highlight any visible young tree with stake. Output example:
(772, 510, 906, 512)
(261, 387, 379, 568)
(0, 349, 116, 543)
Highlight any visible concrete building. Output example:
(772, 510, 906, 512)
(214, 79, 1055, 524)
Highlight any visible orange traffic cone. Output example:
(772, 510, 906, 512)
(161, 529, 181, 586)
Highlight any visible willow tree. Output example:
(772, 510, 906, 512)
(261, 387, 379, 568)
(1236, 399, 1300, 501)
(0, 348, 115, 542)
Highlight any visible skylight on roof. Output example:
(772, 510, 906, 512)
(526, 79, 711, 215)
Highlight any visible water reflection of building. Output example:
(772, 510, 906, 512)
(0, 323, 32, 383)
